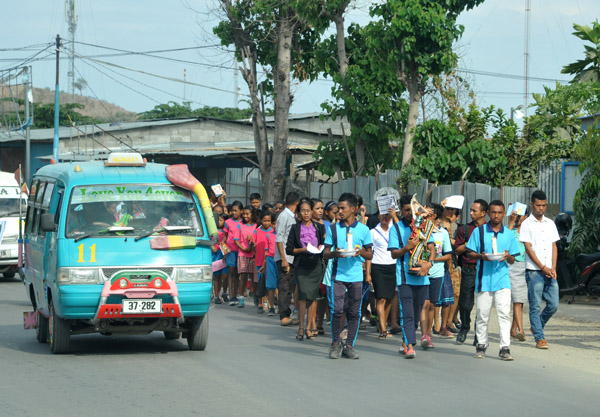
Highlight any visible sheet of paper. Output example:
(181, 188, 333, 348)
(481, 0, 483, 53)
(377, 195, 398, 214)
(306, 243, 324, 254)
(211, 184, 224, 197)
(444, 195, 464, 209)
(506, 202, 527, 216)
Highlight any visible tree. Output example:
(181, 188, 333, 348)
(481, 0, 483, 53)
(214, 0, 326, 202)
(73, 77, 88, 96)
(137, 101, 254, 120)
(314, 23, 407, 177)
(561, 20, 600, 83)
(366, 0, 485, 168)
(33, 102, 96, 128)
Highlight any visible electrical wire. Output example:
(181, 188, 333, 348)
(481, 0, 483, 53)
(66, 48, 206, 108)
(66, 50, 250, 97)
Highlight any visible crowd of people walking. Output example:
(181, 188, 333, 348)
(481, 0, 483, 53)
(209, 187, 560, 361)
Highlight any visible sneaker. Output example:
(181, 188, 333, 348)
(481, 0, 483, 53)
(267, 307, 276, 316)
(222, 293, 229, 303)
(329, 343, 343, 359)
(428, 338, 435, 349)
(447, 326, 459, 334)
(229, 297, 238, 306)
(474, 344, 486, 359)
(404, 347, 416, 359)
(456, 328, 468, 344)
(438, 327, 454, 338)
(237, 297, 245, 308)
(257, 306, 264, 314)
(432, 327, 440, 335)
(499, 347, 514, 361)
(420, 335, 430, 350)
(214, 297, 222, 304)
(536, 339, 549, 349)
(342, 345, 359, 359)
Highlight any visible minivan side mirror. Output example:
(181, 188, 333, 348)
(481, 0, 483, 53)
(40, 213, 57, 232)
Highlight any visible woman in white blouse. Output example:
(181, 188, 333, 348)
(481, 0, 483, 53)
(365, 209, 399, 339)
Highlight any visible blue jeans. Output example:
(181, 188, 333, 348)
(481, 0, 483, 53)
(526, 270, 559, 342)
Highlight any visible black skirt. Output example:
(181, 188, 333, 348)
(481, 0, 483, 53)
(296, 263, 324, 301)
(371, 263, 396, 299)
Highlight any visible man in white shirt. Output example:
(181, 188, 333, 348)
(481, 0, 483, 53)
(519, 190, 560, 350)
(275, 191, 300, 326)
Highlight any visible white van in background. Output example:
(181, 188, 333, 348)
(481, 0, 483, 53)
(0, 171, 27, 278)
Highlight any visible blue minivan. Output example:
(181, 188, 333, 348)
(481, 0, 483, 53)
(22, 153, 216, 353)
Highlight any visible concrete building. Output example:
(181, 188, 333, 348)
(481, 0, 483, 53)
(0, 113, 349, 186)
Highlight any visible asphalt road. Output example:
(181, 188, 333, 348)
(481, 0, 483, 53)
(1, 274, 598, 417)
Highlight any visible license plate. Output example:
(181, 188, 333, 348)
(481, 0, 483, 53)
(0, 249, 9, 258)
(122, 299, 162, 314)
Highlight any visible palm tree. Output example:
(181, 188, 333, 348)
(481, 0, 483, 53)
(561, 20, 600, 83)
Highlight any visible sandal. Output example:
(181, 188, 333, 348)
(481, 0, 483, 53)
(378, 331, 388, 340)
(296, 328, 305, 341)
(317, 326, 325, 335)
(306, 329, 317, 340)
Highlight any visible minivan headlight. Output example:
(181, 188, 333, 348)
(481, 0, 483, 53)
(174, 266, 212, 283)
(57, 268, 101, 285)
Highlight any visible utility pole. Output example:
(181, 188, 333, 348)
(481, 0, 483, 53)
(23, 67, 32, 183)
(183, 68, 187, 103)
(53, 35, 61, 163)
(66, 0, 78, 103)
(523, 0, 531, 118)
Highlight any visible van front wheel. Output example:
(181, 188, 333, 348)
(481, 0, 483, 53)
(49, 301, 70, 354)
(187, 315, 208, 351)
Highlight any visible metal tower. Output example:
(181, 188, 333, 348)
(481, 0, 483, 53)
(66, 0, 78, 103)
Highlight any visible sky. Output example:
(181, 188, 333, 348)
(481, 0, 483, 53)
(1, 0, 598, 123)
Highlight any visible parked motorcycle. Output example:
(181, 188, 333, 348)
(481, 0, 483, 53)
(555, 213, 600, 303)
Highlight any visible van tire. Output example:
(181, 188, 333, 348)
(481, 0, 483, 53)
(36, 311, 49, 343)
(164, 331, 181, 340)
(49, 301, 70, 354)
(3, 272, 15, 279)
(187, 314, 208, 351)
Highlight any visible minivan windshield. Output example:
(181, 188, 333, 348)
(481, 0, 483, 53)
(66, 184, 204, 239)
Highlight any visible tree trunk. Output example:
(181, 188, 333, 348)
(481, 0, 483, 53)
(270, 17, 294, 201)
(333, 9, 363, 176)
(401, 71, 423, 168)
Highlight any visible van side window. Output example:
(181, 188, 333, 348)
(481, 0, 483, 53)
(54, 188, 64, 224)
(38, 182, 55, 238)
(31, 181, 47, 237)
(25, 180, 39, 236)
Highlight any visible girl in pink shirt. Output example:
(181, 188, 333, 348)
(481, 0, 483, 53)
(223, 201, 243, 305)
(235, 206, 257, 308)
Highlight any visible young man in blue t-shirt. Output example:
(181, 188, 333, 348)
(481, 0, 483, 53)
(388, 195, 433, 359)
(324, 193, 373, 360)
(466, 200, 520, 361)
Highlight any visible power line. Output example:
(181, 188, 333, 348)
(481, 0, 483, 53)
(76, 55, 162, 105)
(0, 43, 54, 71)
(68, 51, 250, 97)
(456, 68, 568, 83)
(67, 48, 206, 108)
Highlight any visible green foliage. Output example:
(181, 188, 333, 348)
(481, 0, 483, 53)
(313, 23, 407, 177)
(570, 125, 600, 256)
(561, 20, 600, 83)
(409, 105, 512, 186)
(33, 102, 96, 128)
(137, 101, 255, 121)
